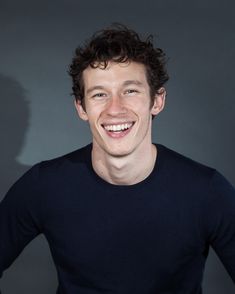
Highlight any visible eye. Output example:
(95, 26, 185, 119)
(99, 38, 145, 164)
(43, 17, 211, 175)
(124, 89, 139, 95)
(92, 93, 107, 99)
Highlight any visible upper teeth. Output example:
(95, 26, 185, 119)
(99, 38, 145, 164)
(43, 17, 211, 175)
(104, 123, 133, 132)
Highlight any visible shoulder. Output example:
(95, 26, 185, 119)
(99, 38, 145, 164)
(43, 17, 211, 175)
(156, 144, 216, 182)
(156, 144, 235, 223)
(32, 143, 93, 176)
(9, 144, 93, 190)
(157, 144, 235, 201)
(155, 143, 235, 203)
(39, 143, 92, 168)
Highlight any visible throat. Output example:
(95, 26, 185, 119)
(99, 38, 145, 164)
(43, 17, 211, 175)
(91, 144, 157, 185)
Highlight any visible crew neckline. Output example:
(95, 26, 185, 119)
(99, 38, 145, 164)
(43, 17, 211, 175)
(86, 143, 165, 190)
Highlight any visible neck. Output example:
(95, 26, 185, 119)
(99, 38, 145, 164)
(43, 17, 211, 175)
(91, 143, 157, 185)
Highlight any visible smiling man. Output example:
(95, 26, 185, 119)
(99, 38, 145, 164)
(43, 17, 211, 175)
(0, 24, 235, 294)
(75, 60, 165, 185)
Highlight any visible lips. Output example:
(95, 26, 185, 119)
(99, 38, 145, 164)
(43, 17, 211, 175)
(101, 122, 135, 137)
(103, 122, 133, 132)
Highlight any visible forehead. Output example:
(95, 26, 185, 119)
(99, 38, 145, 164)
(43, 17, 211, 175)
(82, 61, 148, 90)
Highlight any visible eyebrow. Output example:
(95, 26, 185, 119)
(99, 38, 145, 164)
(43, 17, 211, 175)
(122, 80, 144, 87)
(86, 86, 105, 95)
(86, 80, 144, 95)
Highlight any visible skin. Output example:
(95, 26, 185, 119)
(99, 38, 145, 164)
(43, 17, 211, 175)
(75, 61, 166, 185)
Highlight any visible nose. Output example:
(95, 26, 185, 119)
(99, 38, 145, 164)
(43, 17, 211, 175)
(106, 95, 127, 116)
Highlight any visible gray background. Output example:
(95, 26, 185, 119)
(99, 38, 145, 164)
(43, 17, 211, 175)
(0, 0, 234, 293)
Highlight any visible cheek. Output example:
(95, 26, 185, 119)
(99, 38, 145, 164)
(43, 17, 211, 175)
(134, 102, 152, 117)
(85, 110, 102, 129)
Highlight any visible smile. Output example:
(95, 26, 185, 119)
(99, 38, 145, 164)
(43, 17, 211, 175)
(103, 123, 134, 132)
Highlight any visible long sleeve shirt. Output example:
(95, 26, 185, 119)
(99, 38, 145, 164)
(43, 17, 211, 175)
(0, 144, 235, 293)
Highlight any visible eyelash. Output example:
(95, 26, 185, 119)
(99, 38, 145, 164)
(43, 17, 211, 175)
(125, 89, 139, 94)
(92, 93, 106, 98)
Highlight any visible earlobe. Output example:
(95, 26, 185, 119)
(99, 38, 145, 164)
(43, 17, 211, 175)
(74, 100, 88, 121)
(151, 88, 166, 116)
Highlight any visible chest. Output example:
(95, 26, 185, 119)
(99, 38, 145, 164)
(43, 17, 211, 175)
(42, 183, 207, 277)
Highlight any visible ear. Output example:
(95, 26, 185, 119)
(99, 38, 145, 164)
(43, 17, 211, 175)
(151, 87, 166, 116)
(74, 99, 88, 121)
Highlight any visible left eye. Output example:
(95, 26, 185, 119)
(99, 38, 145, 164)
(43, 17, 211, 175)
(125, 89, 138, 94)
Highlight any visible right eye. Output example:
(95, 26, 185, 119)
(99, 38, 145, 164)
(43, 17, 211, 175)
(92, 93, 106, 98)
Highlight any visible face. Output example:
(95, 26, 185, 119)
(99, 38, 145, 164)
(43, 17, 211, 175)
(75, 61, 165, 158)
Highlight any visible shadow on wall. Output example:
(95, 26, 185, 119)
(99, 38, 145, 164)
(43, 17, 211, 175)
(0, 74, 30, 198)
(0, 74, 57, 293)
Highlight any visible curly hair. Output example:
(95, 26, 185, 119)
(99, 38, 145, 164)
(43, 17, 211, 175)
(69, 24, 169, 107)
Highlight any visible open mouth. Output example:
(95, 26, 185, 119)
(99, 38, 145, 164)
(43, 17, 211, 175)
(102, 122, 135, 135)
(103, 122, 133, 132)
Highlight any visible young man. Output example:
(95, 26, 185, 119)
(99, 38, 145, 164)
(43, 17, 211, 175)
(0, 25, 235, 293)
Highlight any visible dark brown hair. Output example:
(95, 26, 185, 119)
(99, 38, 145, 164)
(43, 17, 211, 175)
(69, 24, 169, 106)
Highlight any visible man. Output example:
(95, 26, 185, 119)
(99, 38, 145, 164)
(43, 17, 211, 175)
(0, 24, 235, 293)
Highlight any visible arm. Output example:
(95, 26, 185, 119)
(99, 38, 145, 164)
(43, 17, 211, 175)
(0, 165, 43, 285)
(207, 171, 235, 283)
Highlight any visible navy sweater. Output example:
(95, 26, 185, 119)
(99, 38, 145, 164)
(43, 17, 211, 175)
(0, 144, 235, 293)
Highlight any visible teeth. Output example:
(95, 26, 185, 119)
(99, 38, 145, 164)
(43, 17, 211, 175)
(104, 123, 133, 132)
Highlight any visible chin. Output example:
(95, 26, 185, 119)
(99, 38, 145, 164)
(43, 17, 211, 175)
(105, 145, 134, 158)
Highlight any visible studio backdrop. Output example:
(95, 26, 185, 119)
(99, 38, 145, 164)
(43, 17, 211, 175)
(0, 0, 234, 293)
